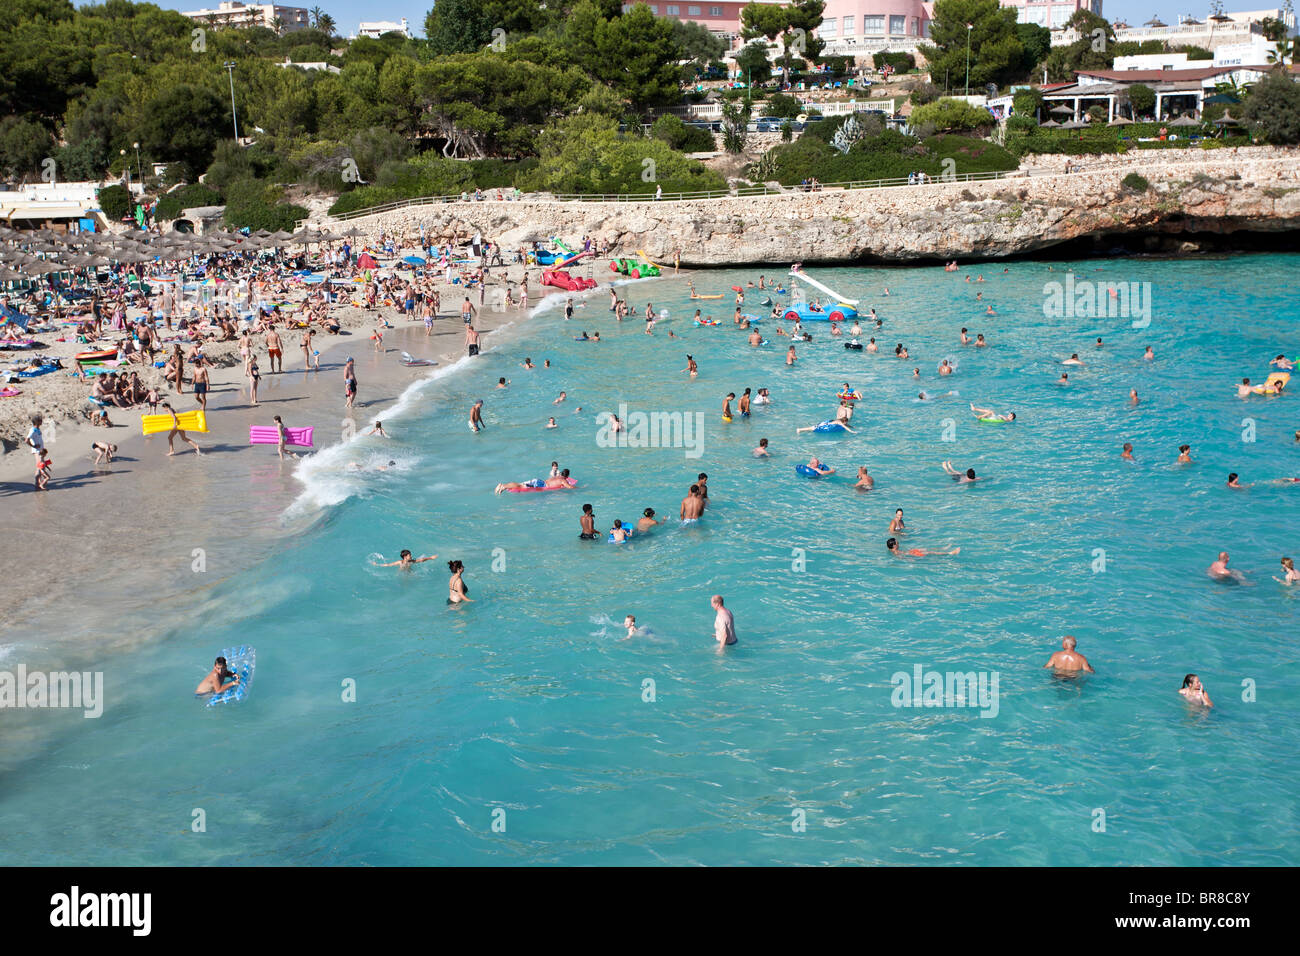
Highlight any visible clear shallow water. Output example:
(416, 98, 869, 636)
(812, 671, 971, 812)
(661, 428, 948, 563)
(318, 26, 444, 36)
(3, 256, 1299, 865)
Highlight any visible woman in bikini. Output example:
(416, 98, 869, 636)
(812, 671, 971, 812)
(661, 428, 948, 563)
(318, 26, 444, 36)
(447, 560, 472, 604)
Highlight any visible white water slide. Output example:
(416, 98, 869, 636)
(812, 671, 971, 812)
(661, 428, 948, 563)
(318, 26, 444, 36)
(789, 267, 859, 306)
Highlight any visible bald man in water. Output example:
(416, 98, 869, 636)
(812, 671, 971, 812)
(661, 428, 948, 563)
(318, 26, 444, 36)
(1043, 635, 1095, 674)
(711, 594, 736, 647)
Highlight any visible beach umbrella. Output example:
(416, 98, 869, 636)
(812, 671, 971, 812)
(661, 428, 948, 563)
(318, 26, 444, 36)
(1059, 120, 1086, 129)
(1169, 114, 1201, 127)
(253, 229, 272, 238)
(1108, 116, 1134, 126)
(1144, 17, 1166, 27)
(1049, 104, 1074, 115)
(1213, 112, 1242, 126)
(0, 266, 23, 281)
(343, 227, 365, 237)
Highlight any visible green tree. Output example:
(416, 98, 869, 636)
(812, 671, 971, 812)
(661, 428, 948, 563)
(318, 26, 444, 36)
(763, 92, 803, 118)
(1043, 10, 1115, 81)
(735, 41, 773, 85)
(673, 17, 727, 77)
(741, 1, 825, 81)
(918, 0, 1030, 93)
(1127, 83, 1155, 117)
(1011, 86, 1043, 120)
(424, 0, 495, 55)
(1243, 69, 1300, 144)
(908, 97, 994, 134)
(0, 115, 55, 180)
(135, 84, 227, 177)
(591, 4, 684, 113)
(1015, 22, 1051, 73)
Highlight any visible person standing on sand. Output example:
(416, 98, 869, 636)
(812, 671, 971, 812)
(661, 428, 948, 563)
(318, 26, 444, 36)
(273, 414, 298, 460)
(192, 357, 210, 413)
(162, 403, 202, 456)
(301, 328, 315, 370)
(1043, 635, 1094, 674)
(711, 595, 736, 648)
(266, 327, 283, 372)
(170, 344, 185, 394)
(466, 324, 481, 357)
(461, 296, 475, 324)
(248, 356, 261, 407)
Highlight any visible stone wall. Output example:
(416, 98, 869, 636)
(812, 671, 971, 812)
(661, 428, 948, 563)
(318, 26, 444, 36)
(309, 155, 1300, 265)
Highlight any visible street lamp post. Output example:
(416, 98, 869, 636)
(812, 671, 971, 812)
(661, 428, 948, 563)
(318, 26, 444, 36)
(120, 148, 129, 186)
(965, 23, 973, 96)
(133, 141, 142, 182)
(224, 61, 240, 142)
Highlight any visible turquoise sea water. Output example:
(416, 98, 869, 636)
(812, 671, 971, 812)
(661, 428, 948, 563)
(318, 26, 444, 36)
(3, 255, 1299, 865)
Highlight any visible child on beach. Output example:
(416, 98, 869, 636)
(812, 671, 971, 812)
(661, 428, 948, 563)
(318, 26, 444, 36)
(35, 451, 51, 491)
(273, 415, 297, 460)
(249, 357, 261, 406)
(91, 441, 117, 465)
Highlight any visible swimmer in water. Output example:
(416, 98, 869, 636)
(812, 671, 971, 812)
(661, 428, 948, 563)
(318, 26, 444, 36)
(1122, 442, 1135, 461)
(636, 508, 665, 533)
(802, 457, 834, 477)
(447, 559, 472, 603)
(685, 355, 698, 378)
(941, 460, 980, 483)
(1129, 388, 1140, 405)
(522, 357, 535, 369)
(1143, 346, 1154, 361)
(939, 359, 953, 376)
(496, 377, 509, 389)
(866, 338, 878, 353)
(469, 399, 485, 433)
(1236, 378, 1254, 398)
(546, 417, 557, 428)
(970, 404, 1015, 422)
(917, 390, 958, 401)
(1207, 550, 1246, 584)
(854, 466, 874, 490)
(609, 519, 631, 543)
(787, 346, 796, 366)
(722, 392, 734, 423)
(195, 656, 240, 695)
(754, 437, 770, 457)
(889, 508, 905, 533)
(1176, 444, 1192, 464)
(796, 418, 856, 434)
(985, 305, 996, 315)
(1274, 556, 1300, 585)
(1043, 635, 1094, 674)
(579, 503, 598, 540)
(553, 391, 567, 405)
(1056, 372, 1070, 385)
(960, 327, 970, 345)
(1179, 674, 1212, 708)
(377, 549, 438, 569)
(887, 537, 959, 557)
(1227, 472, 1246, 489)
(1063, 353, 1084, 366)
(975, 334, 987, 347)
(494, 469, 574, 494)
(1095, 338, 1103, 348)
(1270, 354, 1295, 370)
(680, 484, 705, 523)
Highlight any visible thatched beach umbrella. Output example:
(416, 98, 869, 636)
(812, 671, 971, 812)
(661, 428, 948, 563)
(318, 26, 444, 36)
(0, 265, 23, 282)
(1108, 116, 1134, 126)
(1214, 112, 1242, 126)
(1050, 104, 1074, 115)
(1169, 114, 1201, 127)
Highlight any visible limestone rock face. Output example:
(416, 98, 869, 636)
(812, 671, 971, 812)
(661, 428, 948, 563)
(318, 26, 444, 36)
(314, 157, 1300, 264)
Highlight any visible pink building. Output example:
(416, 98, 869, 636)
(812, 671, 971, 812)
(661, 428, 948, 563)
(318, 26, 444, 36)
(623, 1, 769, 44)
(999, 0, 1100, 30)
(816, 0, 934, 46)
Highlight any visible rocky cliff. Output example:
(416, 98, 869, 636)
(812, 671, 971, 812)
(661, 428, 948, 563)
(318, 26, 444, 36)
(310, 156, 1300, 265)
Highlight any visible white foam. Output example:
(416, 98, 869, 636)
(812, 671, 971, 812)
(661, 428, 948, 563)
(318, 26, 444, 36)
(287, 357, 472, 514)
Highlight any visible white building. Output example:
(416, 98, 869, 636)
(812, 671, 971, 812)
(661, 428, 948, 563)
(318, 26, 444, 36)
(353, 18, 412, 39)
(1055, 7, 1297, 50)
(183, 2, 310, 33)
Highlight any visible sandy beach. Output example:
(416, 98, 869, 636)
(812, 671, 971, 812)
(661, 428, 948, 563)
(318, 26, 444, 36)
(0, 252, 567, 661)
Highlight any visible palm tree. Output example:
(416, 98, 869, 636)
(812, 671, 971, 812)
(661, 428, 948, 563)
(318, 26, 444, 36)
(309, 6, 324, 28)
(317, 13, 336, 37)
(272, 16, 283, 35)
